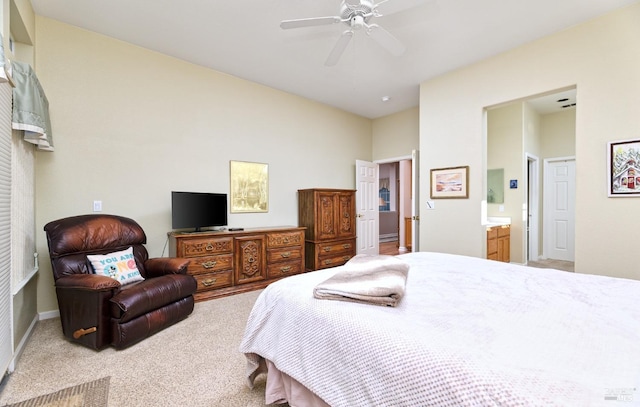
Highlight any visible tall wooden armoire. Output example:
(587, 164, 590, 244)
(298, 188, 357, 271)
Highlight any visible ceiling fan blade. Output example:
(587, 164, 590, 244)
(325, 30, 354, 66)
(366, 24, 406, 56)
(280, 16, 341, 30)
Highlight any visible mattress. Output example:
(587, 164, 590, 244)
(240, 252, 640, 406)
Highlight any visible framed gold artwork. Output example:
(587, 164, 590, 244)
(430, 166, 469, 199)
(230, 160, 269, 212)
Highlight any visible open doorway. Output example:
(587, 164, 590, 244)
(376, 157, 413, 255)
(486, 87, 576, 266)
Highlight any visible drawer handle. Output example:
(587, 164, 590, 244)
(205, 244, 214, 251)
(323, 259, 333, 265)
(342, 244, 351, 249)
(202, 260, 217, 269)
(280, 266, 292, 273)
(280, 252, 291, 258)
(283, 238, 290, 244)
(343, 256, 350, 261)
(202, 278, 217, 287)
(323, 247, 332, 252)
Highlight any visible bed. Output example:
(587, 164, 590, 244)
(239, 252, 640, 406)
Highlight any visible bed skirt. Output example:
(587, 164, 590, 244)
(265, 359, 329, 407)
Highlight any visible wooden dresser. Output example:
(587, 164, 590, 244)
(487, 224, 510, 262)
(169, 226, 305, 301)
(298, 188, 356, 271)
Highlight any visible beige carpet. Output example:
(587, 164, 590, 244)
(3, 377, 110, 407)
(0, 290, 278, 407)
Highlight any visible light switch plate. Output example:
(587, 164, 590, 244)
(426, 200, 435, 210)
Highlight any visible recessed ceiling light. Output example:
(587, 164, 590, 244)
(381, 96, 391, 102)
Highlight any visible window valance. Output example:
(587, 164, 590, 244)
(11, 61, 53, 152)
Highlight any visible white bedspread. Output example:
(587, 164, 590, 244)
(239, 252, 640, 406)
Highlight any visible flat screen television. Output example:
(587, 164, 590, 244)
(171, 191, 228, 232)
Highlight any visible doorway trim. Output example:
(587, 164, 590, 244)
(526, 153, 540, 263)
(375, 154, 415, 252)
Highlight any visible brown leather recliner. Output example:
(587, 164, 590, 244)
(44, 214, 197, 350)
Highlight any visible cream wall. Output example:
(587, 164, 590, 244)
(420, 3, 640, 279)
(372, 107, 419, 161)
(541, 109, 577, 158)
(34, 17, 373, 313)
(487, 103, 524, 262)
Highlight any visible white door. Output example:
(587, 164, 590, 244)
(355, 160, 379, 255)
(411, 150, 420, 251)
(544, 157, 575, 261)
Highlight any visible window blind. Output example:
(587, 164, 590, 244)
(11, 126, 35, 292)
(0, 81, 13, 377)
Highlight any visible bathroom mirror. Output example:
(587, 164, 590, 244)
(487, 168, 504, 203)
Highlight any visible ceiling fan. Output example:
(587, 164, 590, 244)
(280, 0, 413, 66)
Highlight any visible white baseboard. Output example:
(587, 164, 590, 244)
(39, 309, 60, 320)
(379, 233, 398, 243)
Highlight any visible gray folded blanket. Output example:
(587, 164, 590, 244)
(313, 254, 410, 307)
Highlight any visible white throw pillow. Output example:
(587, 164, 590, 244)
(87, 247, 144, 285)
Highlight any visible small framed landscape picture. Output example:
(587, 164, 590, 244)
(230, 160, 269, 212)
(430, 166, 469, 199)
(608, 138, 640, 197)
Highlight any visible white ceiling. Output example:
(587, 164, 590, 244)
(30, 0, 637, 119)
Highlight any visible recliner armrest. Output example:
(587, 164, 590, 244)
(55, 274, 121, 291)
(144, 257, 190, 278)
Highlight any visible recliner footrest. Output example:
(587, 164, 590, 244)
(110, 274, 197, 323)
(111, 296, 195, 349)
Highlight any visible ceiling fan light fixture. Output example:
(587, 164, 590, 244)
(382, 96, 391, 102)
(351, 15, 366, 29)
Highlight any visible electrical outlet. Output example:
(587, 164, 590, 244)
(93, 200, 102, 212)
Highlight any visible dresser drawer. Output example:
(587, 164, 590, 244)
(318, 254, 353, 270)
(180, 236, 233, 257)
(267, 231, 304, 248)
(318, 239, 355, 256)
(267, 260, 303, 279)
(187, 253, 233, 274)
(267, 246, 303, 264)
(193, 270, 233, 292)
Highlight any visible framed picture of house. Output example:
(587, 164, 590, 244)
(430, 166, 469, 199)
(608, 139, 640, 197)
(230, 160, 269, 212)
